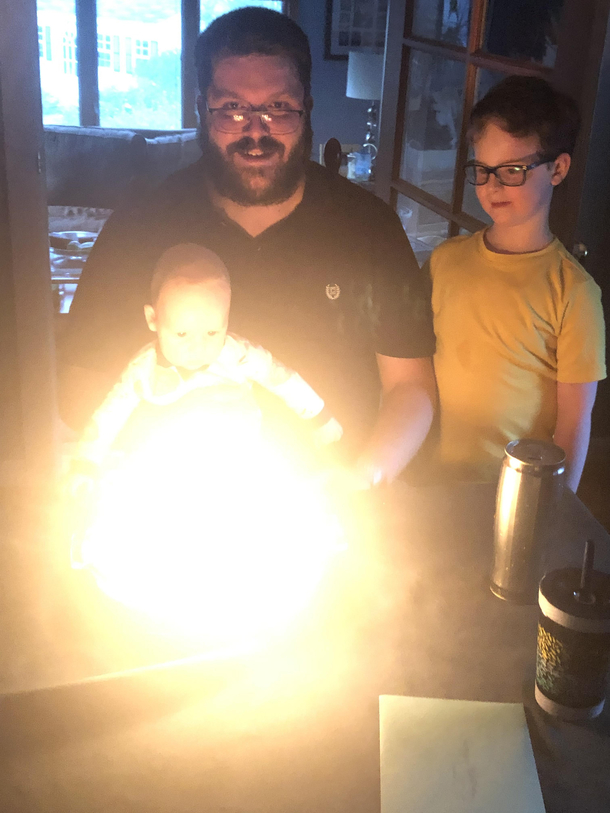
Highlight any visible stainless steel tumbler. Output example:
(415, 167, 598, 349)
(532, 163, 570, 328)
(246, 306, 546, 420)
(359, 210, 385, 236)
(491, 439, 565, 604)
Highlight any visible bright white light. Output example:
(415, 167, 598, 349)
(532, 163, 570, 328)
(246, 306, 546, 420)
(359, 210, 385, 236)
(79, 422, 343, 648)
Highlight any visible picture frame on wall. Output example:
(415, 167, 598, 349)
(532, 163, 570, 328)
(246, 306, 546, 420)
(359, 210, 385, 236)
(324, 0, 388, 60)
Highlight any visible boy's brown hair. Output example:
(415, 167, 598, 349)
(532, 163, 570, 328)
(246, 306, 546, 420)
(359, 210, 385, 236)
(468, 75, 580, 158)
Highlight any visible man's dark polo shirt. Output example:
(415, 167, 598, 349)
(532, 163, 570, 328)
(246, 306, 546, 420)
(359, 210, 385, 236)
(61, 159, 435, 449)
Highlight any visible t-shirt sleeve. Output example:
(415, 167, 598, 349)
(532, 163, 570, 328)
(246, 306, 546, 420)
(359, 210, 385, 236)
(57, 204, 161, 381)
(370, 204, 436, 359)
(557, 276, 607, 383)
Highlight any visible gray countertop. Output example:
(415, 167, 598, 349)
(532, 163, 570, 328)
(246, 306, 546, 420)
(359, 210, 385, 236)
(0, 481, 608, 812)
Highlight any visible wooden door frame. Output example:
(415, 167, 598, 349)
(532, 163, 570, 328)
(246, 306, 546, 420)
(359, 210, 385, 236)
(0, 0, 58, 482)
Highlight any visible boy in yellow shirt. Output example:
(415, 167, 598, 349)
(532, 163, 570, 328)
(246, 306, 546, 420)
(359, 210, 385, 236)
(429, 76, 606, 490)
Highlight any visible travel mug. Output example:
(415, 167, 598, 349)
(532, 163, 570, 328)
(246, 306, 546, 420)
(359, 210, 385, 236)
(536, 543, 610, 720)
(491, 439, 565, 604)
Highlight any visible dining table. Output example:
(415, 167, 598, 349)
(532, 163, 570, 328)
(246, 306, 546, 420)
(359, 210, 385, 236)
(0, 478, 609, 812)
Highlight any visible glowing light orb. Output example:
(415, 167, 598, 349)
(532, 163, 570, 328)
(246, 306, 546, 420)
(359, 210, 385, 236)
(78, 426, 344, 647)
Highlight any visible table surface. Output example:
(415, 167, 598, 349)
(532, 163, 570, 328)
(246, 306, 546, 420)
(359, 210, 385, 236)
(1, 480, 609, 813)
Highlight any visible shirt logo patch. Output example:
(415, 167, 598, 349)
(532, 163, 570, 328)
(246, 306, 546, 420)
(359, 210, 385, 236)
(326, 283, 341, 300)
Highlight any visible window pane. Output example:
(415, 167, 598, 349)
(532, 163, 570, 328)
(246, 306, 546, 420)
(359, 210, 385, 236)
(460, 69, 505, 223)
(200, 0, 283, 31)
(410, 0, 471, 47)
(484, 0, 565, 67)
(461, 181, 492, 224)
(399, 51, 466, 204)
(98, 0, 181, 130)
(475, 67, 506, 102)
(396, 193, 449, 266)
(37, 0, 79, 125)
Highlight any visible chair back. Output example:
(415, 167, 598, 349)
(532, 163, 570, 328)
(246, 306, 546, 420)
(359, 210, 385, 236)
(323, 138, 342, 176)
(44, 126, 200, 210)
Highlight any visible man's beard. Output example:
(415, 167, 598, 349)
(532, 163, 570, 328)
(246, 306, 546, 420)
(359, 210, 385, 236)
(199, 121, 312, 206)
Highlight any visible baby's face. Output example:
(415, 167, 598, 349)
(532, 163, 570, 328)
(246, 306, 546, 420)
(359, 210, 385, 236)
(145, 279, 230, 370)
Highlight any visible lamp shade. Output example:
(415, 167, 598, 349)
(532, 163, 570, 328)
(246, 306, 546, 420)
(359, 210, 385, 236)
(346, 52, 384, 101)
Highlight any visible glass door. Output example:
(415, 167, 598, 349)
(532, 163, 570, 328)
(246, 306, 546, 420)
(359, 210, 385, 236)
(376, 0, 604, 265)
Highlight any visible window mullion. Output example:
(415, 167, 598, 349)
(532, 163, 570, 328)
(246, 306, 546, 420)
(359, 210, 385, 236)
(76, 0, 100, 126)
(181, 0, 200, 129)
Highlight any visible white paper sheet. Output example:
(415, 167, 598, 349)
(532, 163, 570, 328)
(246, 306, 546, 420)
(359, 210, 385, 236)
(380, 696, 545, 813)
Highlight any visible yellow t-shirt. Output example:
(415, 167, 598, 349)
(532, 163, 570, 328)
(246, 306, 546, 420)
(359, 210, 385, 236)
(429, 231, 606, 480)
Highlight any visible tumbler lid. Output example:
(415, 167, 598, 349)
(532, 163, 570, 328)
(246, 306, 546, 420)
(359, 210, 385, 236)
(504, 439, 565, 474)
(539, 567, 610, 633)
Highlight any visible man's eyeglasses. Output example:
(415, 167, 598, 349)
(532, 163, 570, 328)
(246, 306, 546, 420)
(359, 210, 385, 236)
(206, 104, 305, 135)
(463, 156, 554, 187)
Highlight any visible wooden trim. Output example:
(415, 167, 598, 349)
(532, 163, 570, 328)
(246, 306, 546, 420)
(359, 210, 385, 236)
(402, 35, 467, 60)
(391, 178, 485, 232)
(468, 50, 552, 76)
(393, 177, 452, 216)
(401, 35, 553, 78)
(468, 0, 488, 54)
(449, 208, 486, 234)
(402, 0, 414, 41)
(391, 45, 411, 191)
(0, 0, 58, 478)
(283, 0, 299, 19)
(376, 0, 407, 202)
(75, 0, 99, 126)
(450, 60, 478, 218)
(450, 0, 484, 226)
(181, 0, 200, 128)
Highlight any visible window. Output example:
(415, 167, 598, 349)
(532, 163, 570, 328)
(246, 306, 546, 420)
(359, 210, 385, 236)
(97, 33, 111, 68)
(38, 1, 79, 126)
(112, 35, 120, 72)
(63, 31, 77, 75)
(125, 37, 133, 74)
(38, 24, 52, 59)
(37, 0, 287, 129)
(200, 0, 283, 31)
(98, 1, 181, 129)
(135, 39, 149, 59)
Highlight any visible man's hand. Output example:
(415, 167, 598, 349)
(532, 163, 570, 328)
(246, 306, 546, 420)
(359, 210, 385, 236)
(313, 416, 344, 447)
(65, 471, 97, 500)
(58, 364, 115, 432)
(317, 462, 378, 493)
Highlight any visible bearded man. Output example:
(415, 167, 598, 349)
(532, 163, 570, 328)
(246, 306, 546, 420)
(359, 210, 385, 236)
(59, 7, 436, 486)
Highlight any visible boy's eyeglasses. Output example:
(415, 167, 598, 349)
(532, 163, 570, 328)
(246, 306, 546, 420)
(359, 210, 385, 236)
(463, 156, 554, 187)
(206, 104, 305, 135)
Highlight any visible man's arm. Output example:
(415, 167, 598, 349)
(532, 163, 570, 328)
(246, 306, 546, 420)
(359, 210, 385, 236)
(356, 355, 436, 485)
(554, 381, 598, 493)
(58, 364, 118, 434)
(57, 199, 170, 429)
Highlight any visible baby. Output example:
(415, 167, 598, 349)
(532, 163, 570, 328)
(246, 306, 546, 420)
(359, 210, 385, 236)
(70, 243, 342, 482)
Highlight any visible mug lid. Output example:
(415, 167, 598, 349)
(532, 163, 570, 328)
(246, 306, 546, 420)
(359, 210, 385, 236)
(505, 439, 565, 469)
(539, 567, 610, 631)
